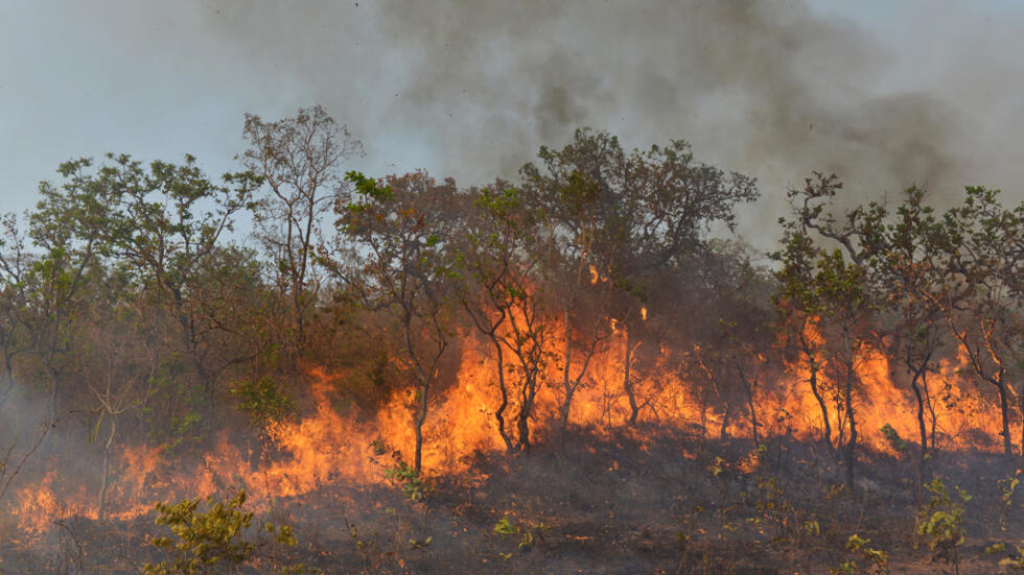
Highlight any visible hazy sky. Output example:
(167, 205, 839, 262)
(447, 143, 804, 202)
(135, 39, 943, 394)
(2, 1, 1023, 248)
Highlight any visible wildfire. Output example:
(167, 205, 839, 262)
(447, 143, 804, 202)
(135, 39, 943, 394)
(3, 310, 1011, 546)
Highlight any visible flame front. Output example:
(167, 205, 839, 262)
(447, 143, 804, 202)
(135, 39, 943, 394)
(3, 310, 1010, 545)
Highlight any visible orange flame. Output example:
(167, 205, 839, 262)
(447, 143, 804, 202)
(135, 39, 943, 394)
(4, 309, 1013, 545)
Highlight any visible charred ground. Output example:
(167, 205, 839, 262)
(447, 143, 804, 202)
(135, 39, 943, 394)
(4, 429, 1024, 574)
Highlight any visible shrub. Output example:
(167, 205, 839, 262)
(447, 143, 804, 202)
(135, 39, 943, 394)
(143, 490, 297, 575)
(384, 461, 431, 502)
(917, 478, 970, 574)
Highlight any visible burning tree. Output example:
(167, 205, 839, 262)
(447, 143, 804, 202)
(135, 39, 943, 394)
(774, 216, 833, 451)
(519, 128, 759, 427)
(775, 174, 882, 490)
(864, 187, 951, 483)
(933, 186, 1022, 457)
(457, 184, 554, 452)
(333, 171, 462, 474)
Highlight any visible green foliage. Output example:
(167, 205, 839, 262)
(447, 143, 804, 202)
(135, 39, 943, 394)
(986, 542, 1007, 555)
(832, 560, 857, 574)
(846, 534, 889, 574)
(492, 516, 545, 552)
(384, 460, 431, 502)
(999, 473, 1019, 531)
(1000, 474, 1019, 507)
(230, 376, 296, 429)
(880, 423, 908, 454)
(493, 516, 515, 536)
(917, 479, 970, 572)
(165, 410, 206, 456)
(142, 490, 296, 575)
(997, 543, 1024, 570)
(346, 171, 393, 206)
(408, 535, 432, 550)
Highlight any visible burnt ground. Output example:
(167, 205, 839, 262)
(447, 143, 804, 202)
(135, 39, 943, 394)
(3, 428, 1024, 574)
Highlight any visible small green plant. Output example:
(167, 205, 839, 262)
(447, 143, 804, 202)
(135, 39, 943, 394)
(493, 516, 515, 536)
(408, 535, 432, 550)
(164, 410, 206, 456)
(142, 490, 296, 575)
(846, 534, 889, 574)
(917, 478, 970, 574)
(384, 460, 431, 502)
(985, 542, 1007, 555)
(997, 542, 1024, 570)
(998, 473, 1019, 532)
(833, 559, 857, 574)
(880, 423, 908, 454)
(493, 516, 544, 552)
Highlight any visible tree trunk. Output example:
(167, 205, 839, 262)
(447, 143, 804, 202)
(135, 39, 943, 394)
(1019, 384, 1024, 460)
(559, 387, 575, 434)
(909, 373, 929, 483)
(698, 393, 709, 450)
(997, 382, 1012, 456)
(48, 368, 59, 426)
(624, 330, 640, 426)
(719, 405, 730, 442)
(517, 410, 531, 452)
(842, 334, 857, 491)
(517, 378, 536, 452)
(843, 380, 857, 491)
(98, 417, 116, 522)
(560, 309, 574, 432)
(0, 356, 14, 410)
(414, 382, 428, 474)
(807, 359, 831, 450)
(490, 338, 514, 453)
(924, 372, 938, 452)
(739, 366, 760, 447)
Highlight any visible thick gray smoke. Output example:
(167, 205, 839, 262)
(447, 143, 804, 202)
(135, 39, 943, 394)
(42, 1, 1024, 247)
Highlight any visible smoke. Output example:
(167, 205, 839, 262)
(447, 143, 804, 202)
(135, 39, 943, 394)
(31, 0, 1024, 247)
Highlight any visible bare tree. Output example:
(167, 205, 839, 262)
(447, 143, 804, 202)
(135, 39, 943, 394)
(243, 106, 363, 348)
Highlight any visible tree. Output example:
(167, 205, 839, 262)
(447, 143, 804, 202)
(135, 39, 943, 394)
(242, 105, 363, 350)
(775, 174, 882, 490)
(458, 185, 553, 452)
(708, 241, 776, 448)
(774, 224, 834, 450)
(933, 187, 1022, 456)
(865, 187, 950, 483)
(46, 154, 261, 429)
(8, 158, 115, 423)
(90, 335, 142, 523)
(333, 171, 461, 474)
(519, 128, 758, 427)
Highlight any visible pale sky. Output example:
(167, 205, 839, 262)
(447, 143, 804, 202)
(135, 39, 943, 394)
(2, 1, 1023, 248)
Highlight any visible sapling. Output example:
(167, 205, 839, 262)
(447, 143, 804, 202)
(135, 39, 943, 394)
(998, 473, 1019, 532)
(384, 461, 431, 502)
(917, 478, 970, 574)
(845, 534, 889, 574)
